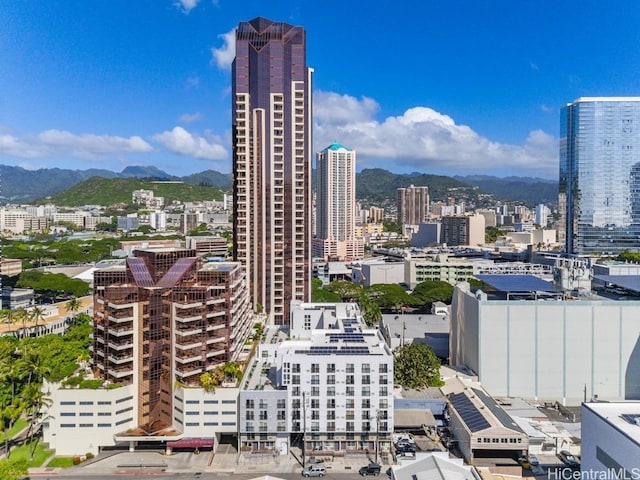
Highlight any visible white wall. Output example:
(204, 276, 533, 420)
(581, 403, 640, 473)
(451, 285, 640, 404)
(43, 383, 135, 456)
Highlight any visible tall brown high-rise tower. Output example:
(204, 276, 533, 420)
(232, 17, 312, 325)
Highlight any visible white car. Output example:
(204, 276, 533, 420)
(529, 454, 539, 466)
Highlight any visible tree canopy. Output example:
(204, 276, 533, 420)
(410, 280, 454, 306)
(393, 342, 444, 389)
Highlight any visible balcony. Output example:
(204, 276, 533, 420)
(175, 327, 203, 337)
(108, 341, 134, 351)
(175, 365, 203, 378)
(109, 327, 134, 337)
(206, 348, 226, 358)
(107, 354, 133, 364)
(175, 301, 202, 310)
(175, 352, 201, 364)
(108, 300, 135, 309)
(108, 314, 133, 324)
(107, 366, 134, 378)
(175, 313, 202, 323)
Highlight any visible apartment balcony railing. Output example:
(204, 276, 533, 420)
(107, 354, 133, 365)
(108, 314, 134, 323)
(108, 327, 134, 337)
(175, 327, 203, 337)
(107, 366, 134, 378)
(108, 341, 134, 351)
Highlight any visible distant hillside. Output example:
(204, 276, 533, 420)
(356, 168, 475, 203)
(120, 165, 177, 180)
(41, 177, 225, 206)
(0, 165, 119, 203)
(453, 175, 558, 205)
(181, 170, 233, 190)
(0, 163, 556, 207)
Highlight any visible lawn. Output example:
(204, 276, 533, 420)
(46, 457, 75, 468)
(3, 441, 54, 467)
(1, 419, 28, 441)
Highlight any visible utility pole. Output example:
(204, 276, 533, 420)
(375, 409, 380, 464)
(302, 391, 307, 468)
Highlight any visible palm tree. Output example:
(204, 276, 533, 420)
(0, 309, 19, 336)
(21, 383, 52, 461)
(28, 306, 46, 337)
(65, 297, 82, 321)
(14, 308, 28, 339)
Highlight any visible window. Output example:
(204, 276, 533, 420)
(346, 387, 354, 396)
(346, 421, 354, 432)
(346, 375, 354, 385)
(311, 363, 320, 373)
(379, 375, 388, 385)
(362, 375, 370, 385)
(327, 387, 335, 397)
(379, 364, 388, 373)
(311, 375, 320, 385)
(292, 375, 300, 385)
(361, 364, 370, 373)
(246, 399, 254, 409)
(327, 375, 335, 385)
(346, 399, 354, 408)
(327, 411, 335, 420)
(327, 363, 335, 373)
(346, 364, 354, 373)
(362, 399, 370, 409)
(277, 399, 286, 409)
(311, 399, 320, 409)
(311, 387, 320, 397)
(362, 387, 370, 397)
(246, 411, 254, 420)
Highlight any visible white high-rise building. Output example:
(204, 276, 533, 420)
(313, 142, 363, 260)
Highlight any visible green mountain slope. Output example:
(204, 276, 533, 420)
(41, 177, 224, 206)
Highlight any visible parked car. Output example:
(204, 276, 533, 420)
(302, 464, 326, 477)
(395, 443, 416, 453)
(529, 454, 539, 466)
(558, 450, 580, 467)
(359, 463, 382, 476)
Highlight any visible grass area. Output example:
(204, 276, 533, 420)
(4, 441, 54, 467)
(46, 457, 75, 468)
(1, 419, 28, 441)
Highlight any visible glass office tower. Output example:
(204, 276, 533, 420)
(559, 97, 640, 255)
(232, 18, 312, 325)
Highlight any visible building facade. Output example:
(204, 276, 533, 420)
(440, 214, 485, 246)
(397, 185, 429, 226)
(232, 17, 312, 325)
(581, 402, 640, 474)
(560, 97, 640, 255)
(91, 249, 253, 436)
(450, 281, 640, 405)
(314, 142, 363, 261)
(239, 302, 394, 457)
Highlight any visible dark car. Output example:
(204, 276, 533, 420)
(359, 463, 382, 476)
(395, 442, 416, 453)
(558, 450, 580, 467)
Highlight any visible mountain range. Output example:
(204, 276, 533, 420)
(0, 164, 558, 206)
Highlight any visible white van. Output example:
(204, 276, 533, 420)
(302, 464, 326, 477)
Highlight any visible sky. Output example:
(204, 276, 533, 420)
(1, 1, 640, 180)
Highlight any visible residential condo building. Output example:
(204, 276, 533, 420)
(313, 142, 363, 261)
(397, 185, 429, 226)
(232, 17, 312, 325)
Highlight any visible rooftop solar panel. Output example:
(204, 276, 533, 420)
(475, 274, 557, 292)
(472, 388, 523, 433)
(594, 275, 640, 293)
(449, 392, 491, 432)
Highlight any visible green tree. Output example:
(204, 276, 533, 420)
(485, 226, 506, 243)
(325, 280, 362, 302)
(410, 280, 454, 307)
(394, 342, 444, 389)
(0, 457, 28, 480)
(200, 369, 224, 392)
(358, 293, 382, 326)
(364, 284, 415, 311)
(28, 306, 46, 336)
(312, 279, 341, 303)
(65, 297, 82, 319)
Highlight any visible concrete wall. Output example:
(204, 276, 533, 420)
(43, 383, 135, 456)
(451, 285, 640, 404)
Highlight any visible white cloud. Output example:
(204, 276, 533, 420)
(179, 112, 202, 123)
(152, 126, 227, 160)
(211, 29, 236, 70)
(174, 0, 200, 14)
(313, 91, 558, 178)
(0, 129, 153, 160)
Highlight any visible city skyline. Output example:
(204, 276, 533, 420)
(2, 1, 640, 179)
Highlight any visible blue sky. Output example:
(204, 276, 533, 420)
(1, 0, 639, 180)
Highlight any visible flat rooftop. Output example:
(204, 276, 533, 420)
(584, 402, 640, 446)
